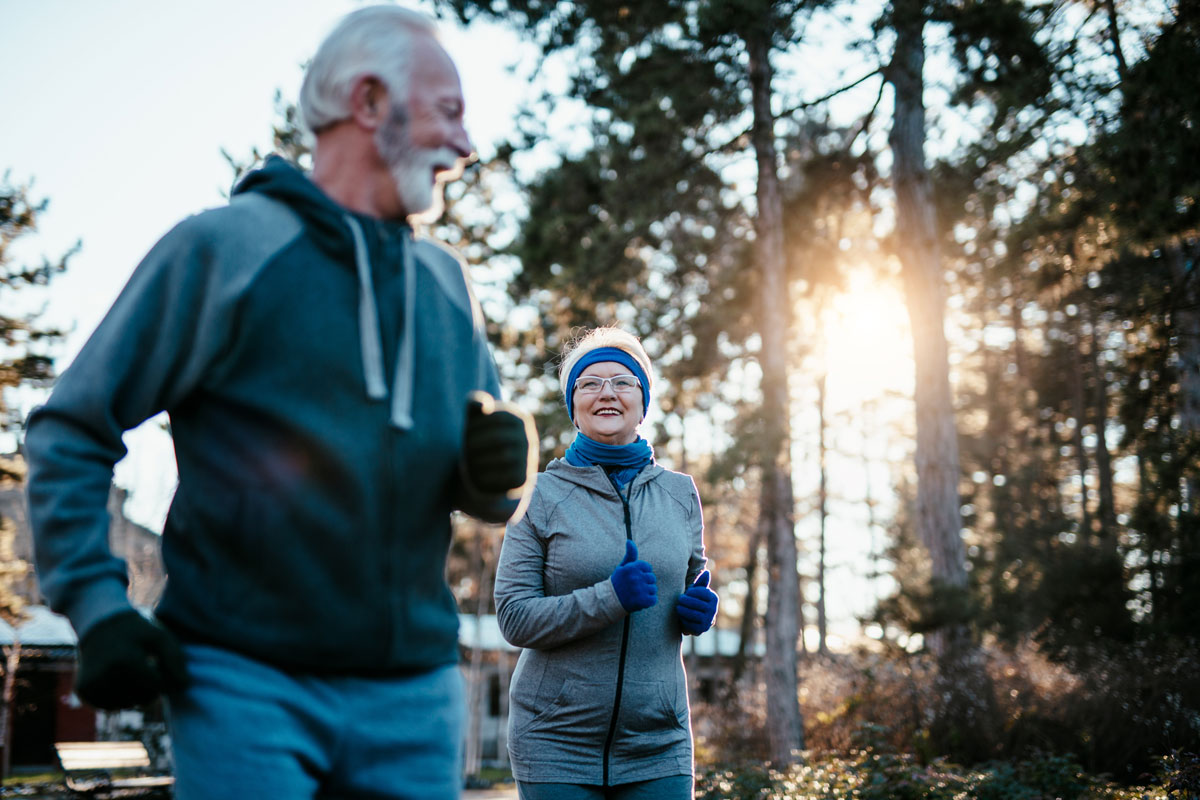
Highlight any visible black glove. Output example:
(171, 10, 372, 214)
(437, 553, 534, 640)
(462, 391, 536, 494)
(75, 610, 189, 710)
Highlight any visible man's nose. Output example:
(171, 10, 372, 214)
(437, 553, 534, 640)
(449, 123, 473, 161)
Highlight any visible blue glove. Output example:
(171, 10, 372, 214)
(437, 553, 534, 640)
(675, 570, 719, 635)
(610, 540, 657, 613)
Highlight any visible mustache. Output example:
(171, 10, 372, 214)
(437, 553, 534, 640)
(428, 148, 474, 183)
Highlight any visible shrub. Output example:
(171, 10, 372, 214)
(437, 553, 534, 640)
(693, 750, 1174, 800)
(692, 679, 773, 767)
(1044, 640, 1200, 781)
(691, 638, 1200, 784)
(1158, 750, 1200, 798)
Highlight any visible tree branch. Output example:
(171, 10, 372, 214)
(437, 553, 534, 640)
(775, 67, 886, 122)
(846, 73, 888, 153)
(699, 68, 888, 164)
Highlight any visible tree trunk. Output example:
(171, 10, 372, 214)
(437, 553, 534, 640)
(817, 373, 829, 655)
(464, 527, 491, 779)
(1070, 312, 1093, 535)
(1167, 242, 1200, 514)
(983, 341, 1016, 621)
(860, 403, 885, 605)
(1102, 0, 1130, 81)
(1088, 303, 1117, 534)
(1167, 243, 1200, 433)
(759, 470, 804, 763)
(497, 646, 511, 769)
(732, 514, 763, 685)
(888, 0, 995, 758)
(746, 26, 804, 764)
(1136, 448, 1160, 623)
(889, 0, 968, 655)
(1, 639, 19, 782)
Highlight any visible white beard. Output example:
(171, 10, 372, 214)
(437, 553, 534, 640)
(375, 110, 460, 219)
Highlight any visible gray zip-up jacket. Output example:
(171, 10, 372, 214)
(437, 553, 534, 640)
(25, 156, 522, 673)
(494, 458, 706, 786)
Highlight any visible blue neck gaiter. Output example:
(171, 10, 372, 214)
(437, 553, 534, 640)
(564, 432, 655, 489)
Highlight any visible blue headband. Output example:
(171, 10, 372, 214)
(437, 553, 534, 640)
(564, 347, 651, 422)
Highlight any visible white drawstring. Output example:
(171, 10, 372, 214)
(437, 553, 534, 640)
(344, 215, 388, 401)
(390, 234, 416, 430)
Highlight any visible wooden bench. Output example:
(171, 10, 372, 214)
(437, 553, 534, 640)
(54, 741, 174, 797)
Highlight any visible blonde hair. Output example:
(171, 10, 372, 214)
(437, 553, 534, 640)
(558, 327, 654, 396)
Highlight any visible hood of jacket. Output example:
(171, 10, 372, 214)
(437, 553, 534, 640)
(234, 155, 420, 423)
(232, 154, 413, 258)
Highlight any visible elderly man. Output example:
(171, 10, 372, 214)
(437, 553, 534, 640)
(23, 6, 534, 799)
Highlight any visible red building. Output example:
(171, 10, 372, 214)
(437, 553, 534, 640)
(1, 481, 166, 769)
(1, 606, 95, 768)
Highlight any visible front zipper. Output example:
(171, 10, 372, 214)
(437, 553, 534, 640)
(602, 475, 633, 788)
(382, 410, 398, 663)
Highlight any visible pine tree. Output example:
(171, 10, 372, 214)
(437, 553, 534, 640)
(0, 172, 75, 779)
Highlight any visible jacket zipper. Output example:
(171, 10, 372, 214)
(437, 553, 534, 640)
(382, 427, 397, 661)
(602, 475, 633, 788)
(380, 226, 400, 663)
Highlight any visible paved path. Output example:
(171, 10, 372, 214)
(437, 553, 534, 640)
(463, 787, 519, 799)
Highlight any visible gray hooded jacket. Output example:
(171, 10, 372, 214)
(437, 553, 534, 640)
(494, 458, 706, 785)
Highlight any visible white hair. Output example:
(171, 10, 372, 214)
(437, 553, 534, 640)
(299, 5, 439, 135)
(558, 327, 654, 395)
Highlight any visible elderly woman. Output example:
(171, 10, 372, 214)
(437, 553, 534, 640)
(494, 327, 719, 800)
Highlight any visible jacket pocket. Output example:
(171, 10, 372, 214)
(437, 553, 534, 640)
(511, 678, 612, 745)
(612, 679, 688, 759)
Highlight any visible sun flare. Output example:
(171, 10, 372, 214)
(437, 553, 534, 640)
(817, 268, 914, 412)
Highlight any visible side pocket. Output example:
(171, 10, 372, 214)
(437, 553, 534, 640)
(618, 680, 683, 735)
(611, 679, 689, 761)
(510, 678, 612, 747)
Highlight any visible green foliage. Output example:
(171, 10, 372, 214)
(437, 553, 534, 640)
(221, 91, 311, 192)
(934, 0, 1055, 128)
(1159, 750, 1200, 798)
(0, 173, 74, 446)
(880, 578, 978, 635)
(695, 749, 1174, 799)
(1099, 2, 1200, 243)
(0, 173, 68, 627)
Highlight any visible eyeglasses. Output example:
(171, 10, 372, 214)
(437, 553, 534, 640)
(573, 375, 642, 394)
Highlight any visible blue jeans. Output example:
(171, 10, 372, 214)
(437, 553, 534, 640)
(165, 643, 465, 800)
(517, 776, 693, 800)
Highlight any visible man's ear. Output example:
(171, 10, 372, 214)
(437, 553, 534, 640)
(348, 75, 389, 131)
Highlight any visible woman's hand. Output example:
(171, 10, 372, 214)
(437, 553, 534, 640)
(675, 571, 718, 635)
(610, 540, 658, 612)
